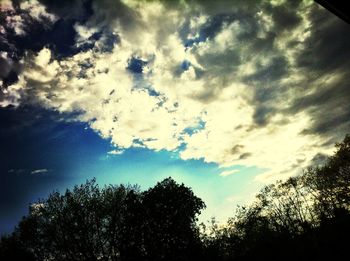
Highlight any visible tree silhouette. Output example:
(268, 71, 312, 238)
(1, 135, 350, 260)
(142, 178, 205, 261)
(0, 178, 205, 261)
(202, 134, 350, 260)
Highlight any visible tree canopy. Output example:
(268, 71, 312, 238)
(1, 135, 350, 260)
(201, 135, 350, 260)
(0, 178, 205, 261)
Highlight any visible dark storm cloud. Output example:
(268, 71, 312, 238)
(230, 144, 244, 155)
(267, 2, 303, 31)
(182, 1, 308, 127)
(249, 31, 277, 53)
(291, 78, 350, 114)
(218, 1, 350, 136)
(149, 0, 261, 16)
(297, 5, 350, 73)
(236, 2, 305, 127)
(196, 0, 304, 44)
(90, 0, 137, 27)
(137, 1, 349, 139)
(245, 56, 289, 127)
(196, 49, 241, 76)
(239, 152, 251, 160)
(246, 56, 289, 83)
(288, 5, 350, 139)
(252, 105, 275, 127)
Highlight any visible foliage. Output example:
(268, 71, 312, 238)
(202, 134, 350, 260)
(0, 178, 205, 261)
(1, 135, 350, 260)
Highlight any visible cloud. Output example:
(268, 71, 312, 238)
(2, 0, 349, 182)
(7, 169, 25, 174)
(287, 5, 350, 144)
(20, 0, 57, 24)
(0, 0, 57, 37)
(107, 149, 124, 155)
(220, 169, 240, 177)
(7, 168, 49, 175)
(0, 0, 59, 106)
(0, 0, 13, 10)
(30, 169, 49, 175)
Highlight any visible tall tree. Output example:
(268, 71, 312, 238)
(142, 177, 206, 261)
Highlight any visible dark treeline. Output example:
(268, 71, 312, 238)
(202, 135, 350, 260)
(1, 135, 350, 260)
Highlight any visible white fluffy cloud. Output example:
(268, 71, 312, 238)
(20, 0, 57, 24)
(0, 0, 57, 36)
(3, 0, 345, 182)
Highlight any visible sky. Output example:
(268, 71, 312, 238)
(0, 0, 350, 235)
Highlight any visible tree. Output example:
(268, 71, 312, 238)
(309, 135, 350, 217)
(142, 178, 206, 261)
(205, 134, 350, 260)
(0, 233, 36, 261)
(0, 177, 206, 261)
(1, 179, 140, 260)
(1, 135, 350, 260)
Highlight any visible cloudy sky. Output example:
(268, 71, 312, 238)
(1, 0, 349, 234)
